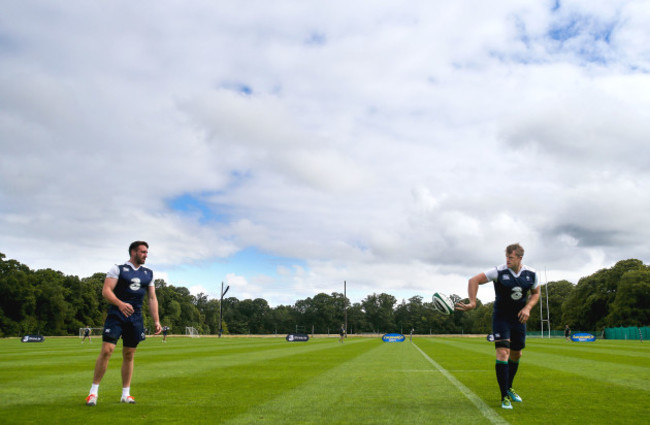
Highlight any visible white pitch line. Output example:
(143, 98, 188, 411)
(413, 342, 510, 425)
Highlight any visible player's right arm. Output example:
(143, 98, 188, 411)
(455, 272, 489, 311)
(102, 277, 134, 317)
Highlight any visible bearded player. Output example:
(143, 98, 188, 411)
(456, 243, 540, 410)
(85, 241, 161, 406)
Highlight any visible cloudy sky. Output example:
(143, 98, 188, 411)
(2, 1, 649, 307)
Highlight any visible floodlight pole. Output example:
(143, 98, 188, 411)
(344, 280, 348, 338)
(219, 281, 230, 338)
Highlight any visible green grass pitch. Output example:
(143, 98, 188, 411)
(0, 336, 648, 424)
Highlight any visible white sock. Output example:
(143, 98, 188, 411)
(122, 387, 130, 398)
(90, 384, 99, 396)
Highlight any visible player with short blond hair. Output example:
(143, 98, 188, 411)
(456, 243, 540, 409)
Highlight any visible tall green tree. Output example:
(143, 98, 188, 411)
(0, 253, 36, 336)
(362, 293, 397, 333)
(562, 259, 645, 330)
(222, 297, 249, 334)
(346, 303, 366, 334)
(30, 269, 70, 335)
(605, 267, 650, 327)
(68, 273, 104, 332)
(265, 304, 294, 334)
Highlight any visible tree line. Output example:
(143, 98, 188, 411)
(0, 253, 647, 337)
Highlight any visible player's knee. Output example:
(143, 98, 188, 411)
(510, 350, 522, 361)
(495, 341, 510, 361)
(99, 344, 115, 358)
(122, 347, 137, 361)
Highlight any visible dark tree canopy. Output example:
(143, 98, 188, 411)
(0, 253, 647, 337)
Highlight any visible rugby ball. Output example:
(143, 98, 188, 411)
(432, 292, 454, 315)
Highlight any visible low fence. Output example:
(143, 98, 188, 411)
(604, 326, 648, 340)
(528, 327, 648, 340)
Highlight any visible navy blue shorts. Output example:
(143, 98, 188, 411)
(492, 315, 526, 351)
(102, 311, 146, 348)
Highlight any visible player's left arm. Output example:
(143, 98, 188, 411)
(518, 282, 541, 324)
(147, 285, 162, 335)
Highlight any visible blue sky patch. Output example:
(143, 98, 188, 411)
(167, 192, 229, 223)
(305, 31, 326, 46)
(548, 17, 580, 42)
(164, 247, 308, 301)
(220, 81, 253, 95)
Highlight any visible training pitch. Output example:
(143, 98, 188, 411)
(1, 335, 647, 424)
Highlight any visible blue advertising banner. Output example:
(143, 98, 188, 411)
(21, 335, 45, 343)
(382, 333, 405, 343)
(286, 333, 309, 342)
(571, 333, 596, 342)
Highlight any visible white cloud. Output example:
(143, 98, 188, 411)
(2, 1, 650, 306)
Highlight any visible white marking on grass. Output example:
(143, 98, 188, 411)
(413, 343, 510, 425)
(401, 369, 488, 373)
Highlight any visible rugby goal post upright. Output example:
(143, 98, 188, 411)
(185, 326, 200, 338)
(539, 268, 551, 338)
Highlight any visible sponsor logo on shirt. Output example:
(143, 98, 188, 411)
(130, 278, 142, 291)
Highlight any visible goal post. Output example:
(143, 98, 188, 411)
(79, 328, 103, 338)
(185, 326, 200, 338)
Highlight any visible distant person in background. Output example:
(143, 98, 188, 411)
(564, 325, 571, 341)
(339, 324, 346, 343)
(82, 326, 91, 343)
(162, 326, 170, 343)
(85, 241, 161, 406)
(456, 243, 540, 410)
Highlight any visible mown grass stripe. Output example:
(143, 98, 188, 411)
(0, 337, 369, 404)
(223, 339, 494, 425)
(1, 337, 648, 424)
(413, 342, 510, 425)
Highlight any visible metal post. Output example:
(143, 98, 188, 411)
(344, 280, 348, 338)
(545, 278, 551, 339)
(540, 268, 551, 338)
(219, 281, 230, 338)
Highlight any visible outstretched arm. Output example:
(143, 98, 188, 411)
(455, 272, 488, 311)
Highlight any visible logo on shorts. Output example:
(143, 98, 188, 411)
(130, 278, 141, 291)
(104, 328, 111, 333)
(511, 286, 523, 300)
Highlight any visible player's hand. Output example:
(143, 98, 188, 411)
(455, 300, 476, 311)
(153, 322, 162, 335)
(518, 307, 531, 323)
(120, 302, 134, 317)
